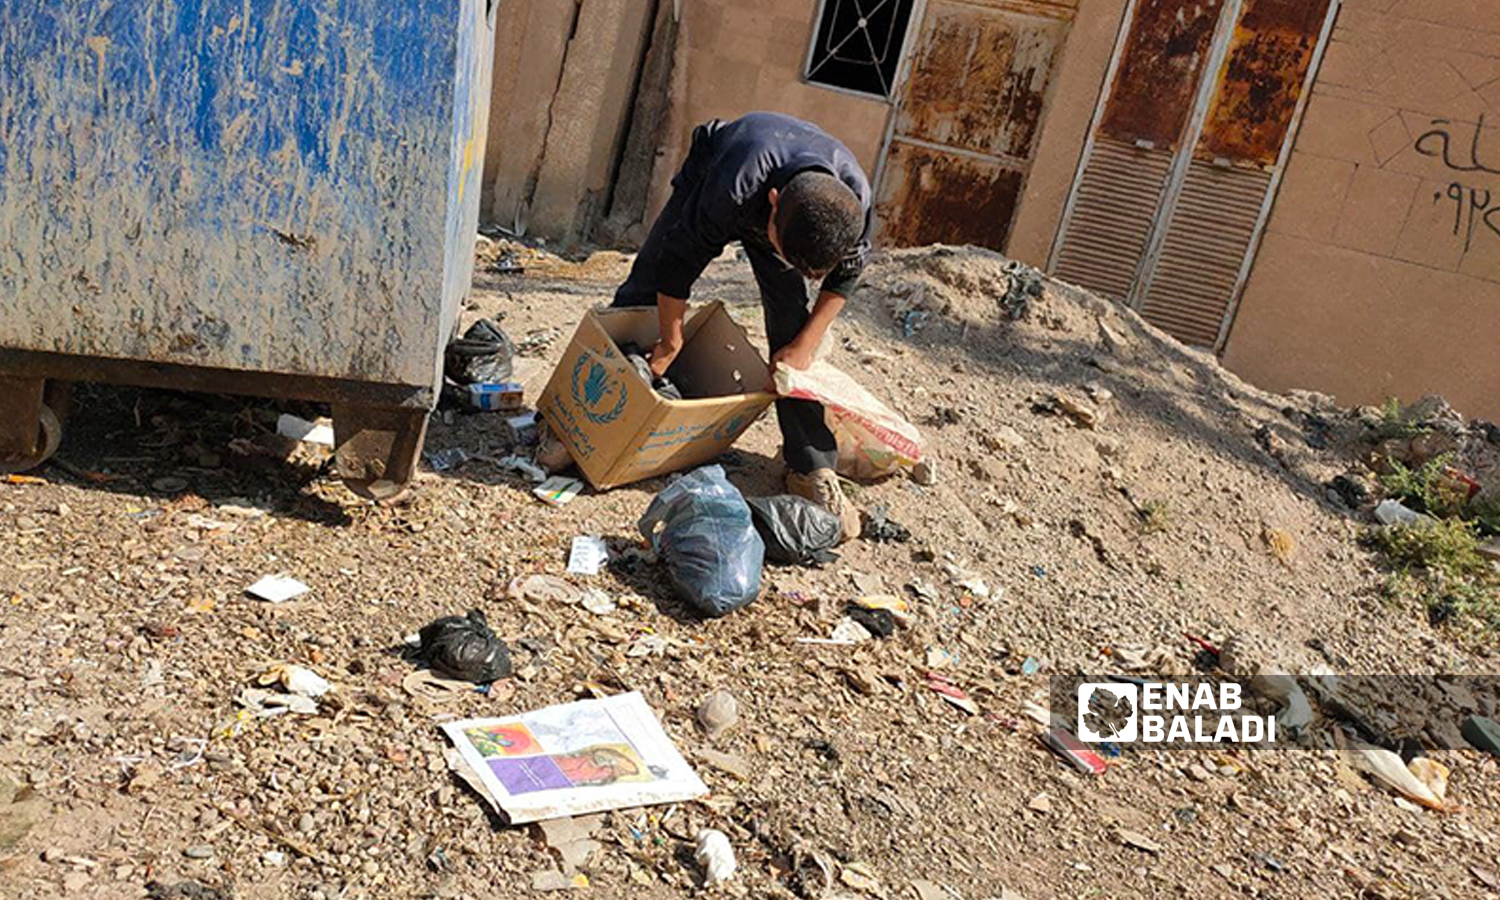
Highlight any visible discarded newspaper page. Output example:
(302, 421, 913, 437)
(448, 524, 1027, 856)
(441, 691, 707, 824)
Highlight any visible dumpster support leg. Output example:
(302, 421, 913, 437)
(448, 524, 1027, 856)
(332, 405, 429, 502)
(0, 377, 65, 473)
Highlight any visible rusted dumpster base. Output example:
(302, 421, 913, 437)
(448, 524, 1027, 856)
(0, 348, 432, 500)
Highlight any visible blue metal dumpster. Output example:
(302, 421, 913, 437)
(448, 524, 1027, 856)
(0, 1, 496, 497)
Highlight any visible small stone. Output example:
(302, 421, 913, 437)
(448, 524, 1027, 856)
(184, 844, 215, 860)
(62, 872, 90, 892)
(55, 502, 71, 516)
(1188, 764, 1212, 782)
(297, 812, 315, 833)
(1027, 793, 1052, 813)
(1117, 829, 1162, 854)
(263, 850, 287, 867)
(697, 691, 739, 738)
(1462, 715, 1500, 758)
(912, 459, 938, 486)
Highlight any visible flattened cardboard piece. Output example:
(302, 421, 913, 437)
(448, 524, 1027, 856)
(538, 304, 773, 490)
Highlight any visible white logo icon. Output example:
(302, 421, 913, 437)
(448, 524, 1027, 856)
(1077, 683, 1138, 742)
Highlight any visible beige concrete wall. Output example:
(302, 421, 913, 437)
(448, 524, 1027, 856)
(482, 0, 574, 229)
(1007, 0, 1128, 268)
(1222, 0, 1500, 420)
(481, 0, 653, 245)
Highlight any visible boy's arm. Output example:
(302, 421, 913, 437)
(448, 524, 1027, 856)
(648, 294, 690, 376)
(770, 289, 846, 371)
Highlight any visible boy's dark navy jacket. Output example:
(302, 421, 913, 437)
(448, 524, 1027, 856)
(652, 112, 872, 301)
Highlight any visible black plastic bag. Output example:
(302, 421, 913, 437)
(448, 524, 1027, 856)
(619, 342, 684, 401)
(444, 319, 515, 385)
(638, 466, 764, 617)
(746, 494, 842, 566)
(411, 609, 512, 682)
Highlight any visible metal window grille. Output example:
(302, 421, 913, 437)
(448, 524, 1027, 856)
(804, 0, 919, 100)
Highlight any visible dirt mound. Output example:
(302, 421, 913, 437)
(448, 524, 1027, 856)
(1, 242, 1497, 900)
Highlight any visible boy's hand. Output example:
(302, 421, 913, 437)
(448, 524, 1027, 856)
(647, 337, 682, 377)
(770, 340, 815, 372)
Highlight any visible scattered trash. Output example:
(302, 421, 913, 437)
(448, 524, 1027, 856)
(926, 646, 957, 669)
(845, 604, 895, 638)
(694, 828, 736, 886)
(862, 504, 911, 543)
(531, 870, 590, 891)
(510, 574, 581, 606)
(926, 672, 978, 715)
(1248, 667, 1314, 737)
(497, 454, 548, 483)
(841, 861, 883, 893)
(410, 609, 512, 683)
(1344, 738, 1446, 810)
(697, 690, 740, 738)
(567, 536, 610, 576)
(466, 381, 525, 412)
(1000, 259, 1044, 320)
(1462, 715, 1500, 758)
(445, 318, 515, 385)
(625, 635, 668, 658)
(775, 360, 926, 480)
(620, 342, 685, 401)
(492, 250, 525, 275)
(1040, 727, 1107, 775)
(424, 447, 470, 472)
(854, 594, 912, 626)
(578, 589, 617, 615)
(244, 574, 309, 604)
(402, 668, 476, 703)
(638, 466, 765, 617)
(237, 688, 317, 717)
(441, 692, 707, 823)
(698, 748, 752, 781)
(1020, 657, 1042, 677)
(184, 513, 236, 532)
(505, 411, 540, 446)
(1374, 498, 1422, 527)
(534, 476, 585, 506)
(275, 413, 334, 446)
(539, 814, 604, 874)
(257, 663, 330, 698)
(746, 494, 842, 565)
(1408, 757, 1450, 801)
(828, 617, 875, 644)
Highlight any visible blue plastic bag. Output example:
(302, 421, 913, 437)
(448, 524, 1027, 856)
(637, 466, 764, 617)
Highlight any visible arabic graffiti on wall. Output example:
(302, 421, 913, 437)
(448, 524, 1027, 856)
(1415, 116, 1500, 253)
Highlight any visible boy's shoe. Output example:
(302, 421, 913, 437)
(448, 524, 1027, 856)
(785, 468, 860, 542)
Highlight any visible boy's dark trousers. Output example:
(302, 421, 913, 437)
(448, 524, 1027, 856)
(611, 125, 838, 475)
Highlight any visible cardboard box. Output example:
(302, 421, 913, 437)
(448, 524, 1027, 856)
(537, 303, 774, 489)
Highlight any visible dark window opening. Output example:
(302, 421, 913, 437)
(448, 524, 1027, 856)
(805, 0, 918, 99)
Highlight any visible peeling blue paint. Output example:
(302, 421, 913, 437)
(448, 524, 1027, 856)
(0, 0, 496, 386)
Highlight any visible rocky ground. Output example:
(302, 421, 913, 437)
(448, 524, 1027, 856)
(2, 241, 1499, 900)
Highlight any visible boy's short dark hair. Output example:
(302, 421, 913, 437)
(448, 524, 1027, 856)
(774, 171, 862, 277)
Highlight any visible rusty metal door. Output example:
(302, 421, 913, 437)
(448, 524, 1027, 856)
(873, 0, 1074, 250)
(1050, 0, 1336, 350)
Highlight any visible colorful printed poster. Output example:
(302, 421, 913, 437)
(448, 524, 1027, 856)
(441, 691, 707, 824)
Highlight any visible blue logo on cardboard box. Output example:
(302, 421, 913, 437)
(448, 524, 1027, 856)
(570, 353, 629, 425)
(714, 413, 749, 442)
